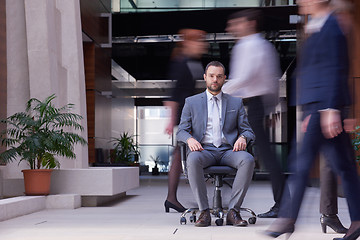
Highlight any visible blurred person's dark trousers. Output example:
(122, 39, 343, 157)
(278, 109, 360, 221)
(245, 96, 285, 209)
(320, 157, 338, 215)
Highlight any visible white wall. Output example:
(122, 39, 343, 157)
(111, 97, 135, 138)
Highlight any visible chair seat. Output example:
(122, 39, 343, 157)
(204, 166, 236, 175)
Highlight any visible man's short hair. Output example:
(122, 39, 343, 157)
(228, 9, 263, 32)
(205, 61, 225, 74)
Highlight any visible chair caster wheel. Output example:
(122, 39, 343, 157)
(190, 215, 196, 223)
(248, 217, 256, 224)
(180, 217, 187, 225)
(215, 218, 224, 226)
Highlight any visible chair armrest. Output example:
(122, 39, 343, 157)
(177, 141, 188, 177)
(247, 140, 255, 156)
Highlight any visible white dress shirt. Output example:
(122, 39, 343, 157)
(201, 90, 227, 145)
(305, 13, 331, 34)
(222, 33, 281, 113)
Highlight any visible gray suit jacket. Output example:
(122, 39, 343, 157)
(177, 91, 255, 147)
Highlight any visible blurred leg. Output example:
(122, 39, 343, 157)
(166, 146, 185, 208)
(322, 131, 360, 237)
(279, 112, 322, 220)
(319, 157, 338, 215)
(247, 97, 285, 210)
(323, 131, 360, 222)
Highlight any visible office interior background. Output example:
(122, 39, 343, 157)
(0, 0, 360, 199)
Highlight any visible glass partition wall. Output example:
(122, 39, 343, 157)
(137, 106, 174, 173)
(112, 0, 297, 13)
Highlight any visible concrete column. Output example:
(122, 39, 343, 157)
(5, 0, 31, 179)
(4, 0, 88, 189)
(24, 0, 59, 99)
(55, 0, 88, 168)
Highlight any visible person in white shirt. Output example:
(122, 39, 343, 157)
(222, 9, 285, 218)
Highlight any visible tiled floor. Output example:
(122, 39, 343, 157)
(0, 175, 350, 240)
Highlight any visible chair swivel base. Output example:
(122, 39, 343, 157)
(179, 207, 257, 226)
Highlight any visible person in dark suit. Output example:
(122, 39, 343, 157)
(264, 1, 360, 240)
(318, 0, 356, 234)
(177, 61, 255, 227)
(164, 29, 207, 213)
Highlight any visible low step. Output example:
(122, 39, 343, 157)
(0, 194, 81, 222)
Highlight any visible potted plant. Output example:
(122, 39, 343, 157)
(149, 155, 165, 176)
(109, 132, 140, 166)
(0, 94, 87, 195)
(351, 125, 360, 166)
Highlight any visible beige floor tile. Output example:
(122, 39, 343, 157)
(0, 175, 350, 240)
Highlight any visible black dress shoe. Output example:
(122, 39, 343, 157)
(195, 209, 211, 227)
(263, 218, 295, 239)
(321, 214, 348, 234)
(258, 207, 279, 218)
(263, 229, 294, 240)
(164, 200, 186, 213)
(226, 208, 248, 226)
(333, 227, 360, 240)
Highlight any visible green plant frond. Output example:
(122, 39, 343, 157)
(5, 113, 35, 129)
(41, 152, 60, 169)
(44, 94, 57, 104)
(52, 114, 84, 130)
(1, 137, 19, 147)
(51, 131, 87, 145)
(4, 128, 21, 138)
(6, 112, 28, 121)
(26, 98, 42, 112)
(0, 147, 20, 163)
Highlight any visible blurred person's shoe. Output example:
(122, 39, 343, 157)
(226, 208, 248, 226)
(195, 209, 211, 227)
(333, 222, 360, 240)
(257, 206, 279, 218)
(321, 214, 348, 234)
(164, 200, 186, 213)
(333, 227, 360, 240)
(263, 218, 295, 239)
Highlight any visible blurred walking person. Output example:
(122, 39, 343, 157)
(264, 1, 360, 239)
(222, 9, 285, 218)
(164, 29, 208, 213)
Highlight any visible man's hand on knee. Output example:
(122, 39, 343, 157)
(187, 137, 204, 152)
(233, 137, 247, 151)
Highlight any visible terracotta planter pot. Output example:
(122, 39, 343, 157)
(22, 169, 53, 196)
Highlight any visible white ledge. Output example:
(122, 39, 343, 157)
(50, 167, 139, 196)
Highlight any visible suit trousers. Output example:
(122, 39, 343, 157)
(278, 111, 360, 221)
(186, 144, 254, 211)
(246, 96, 285, 209)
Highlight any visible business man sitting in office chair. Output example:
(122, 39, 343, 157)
(176, 61, 255, 227)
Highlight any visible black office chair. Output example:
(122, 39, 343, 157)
(178, 142, 257, 226)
